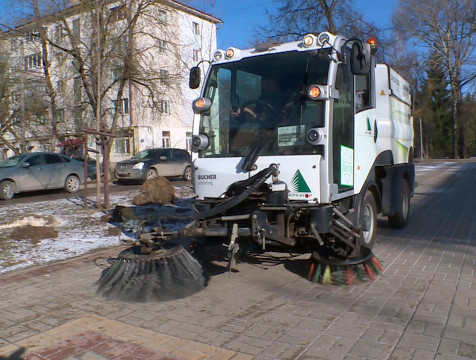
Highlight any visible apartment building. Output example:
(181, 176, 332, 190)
(0, 0, 220, 163)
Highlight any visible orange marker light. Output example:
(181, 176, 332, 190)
(195, 98, 205, 109)
(367, 37, 377, 47)
(308, 85, 321, 99)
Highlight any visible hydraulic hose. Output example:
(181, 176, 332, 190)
(158, 164, 278, 221)
(190, 163, 278, 220)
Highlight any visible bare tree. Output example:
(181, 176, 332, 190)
(393, 0, 476, 158)
(258, 0, 378, 42)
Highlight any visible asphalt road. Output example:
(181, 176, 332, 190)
(0, 178, 190, 206)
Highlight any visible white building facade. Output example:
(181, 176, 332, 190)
(0, 0, 220, 163)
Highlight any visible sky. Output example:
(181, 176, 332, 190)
(190, 0, 397, 49)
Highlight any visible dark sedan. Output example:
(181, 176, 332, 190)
(114, 148, 192, 183)
(0, 152, 85, 200)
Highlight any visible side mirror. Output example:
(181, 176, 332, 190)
(351, 42, 371, 75)
(21, 162, 30, 168)
(189, 66, 201, 89)
(159, 156, 167, 161)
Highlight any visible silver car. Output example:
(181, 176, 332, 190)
(0, 152, 85, 200)
(115, 148, 192, 183)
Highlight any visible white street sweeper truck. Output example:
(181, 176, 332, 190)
(97, 32, 415, 300)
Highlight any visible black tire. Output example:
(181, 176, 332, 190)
(0, 180, 15, 200)
(360, 190, 378, 249)
(64, 175, 81, 193)
(183, 166, 192, 181)
(145, 168, 158, 179)
(388, 180, 411, 228)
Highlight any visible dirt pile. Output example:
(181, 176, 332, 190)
(132, 176, 175, 206)
(10, 225, 59, 242)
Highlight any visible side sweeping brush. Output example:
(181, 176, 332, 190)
(308, 247, 383, 285)
(96, 164, 278, 302)
(96, 244, 208, 302)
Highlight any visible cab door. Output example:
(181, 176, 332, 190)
(333, 57, 355, 194)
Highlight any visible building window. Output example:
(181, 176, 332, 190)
(193, 22, 200, 35)
(54, 25, 64, 42)
(158, 10, 167, 24)
(25, 31, 40, 43)
(114, 130, 132, 154)
(73, 77, 82, 104)
(162, 131, 171, 148)
(24, 53, 42, 70)
(111, 36, 127, 54)
(74, 106, 83, 131)
(111, 67, 122, 81)
(186, 132, 192, 152)
(10, 38, 18, 51)
(193, 49, 200, 62)
(10, 92, 19, 103)
(110, 5, 128, 22)
(114, 98, 129, 114)
(55, 52, 66, 67)
(72, 19, 80, 39)
(55, 109, 64, 123)
(159, 69, 169, 84)
(158, 40, 168, 54)
(10, 66, 19, 78)
(159, 100, 170, 115)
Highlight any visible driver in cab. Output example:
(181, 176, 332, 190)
(233, 77, 295, 128)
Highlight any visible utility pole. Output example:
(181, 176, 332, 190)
(95, 0, 102, 209)
(419, 118, 423, 160)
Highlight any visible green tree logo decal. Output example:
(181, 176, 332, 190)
(291, 170, 311, 193)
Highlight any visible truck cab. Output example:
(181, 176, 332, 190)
(187, 32, 414, 260)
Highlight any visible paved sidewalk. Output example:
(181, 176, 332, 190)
(0, 161, 475, 360)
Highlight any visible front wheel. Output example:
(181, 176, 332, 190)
(388, 180, 411, 228)
(0, 180, 15, 200)
(183, 166, 192, 181)
(65, 175, 81, 193)
(145, 168, 158, 179)
(360, 191, 378, 249)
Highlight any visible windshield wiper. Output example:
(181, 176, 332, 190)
(241, 130, 274, 172)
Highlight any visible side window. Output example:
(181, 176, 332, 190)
(28, 155, 43, 166)
(45, 154, 63, 164)
(355, 74, 371, 111)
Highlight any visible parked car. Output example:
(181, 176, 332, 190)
(115, 148, 192, 183)
(0, 152, 85, 200)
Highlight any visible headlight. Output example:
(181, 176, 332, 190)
(132, 162, 144, 170)
(191, 134, 209, 152)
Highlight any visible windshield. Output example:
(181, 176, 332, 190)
(0, 154, 27, 168)
(132, 149, 165, 160)
(198, 50, 330, 158)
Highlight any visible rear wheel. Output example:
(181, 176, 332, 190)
(146, 168, 158, 179)
(388, 180, 411, 228)
(0, 180, 15, 200)
(183, 166, 192, 181)
(360, 191, 377, 249)
(65, 175, 81, 193)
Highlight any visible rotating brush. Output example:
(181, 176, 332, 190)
(307, 247, 383, 285)
(96, 244, 208, 302)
